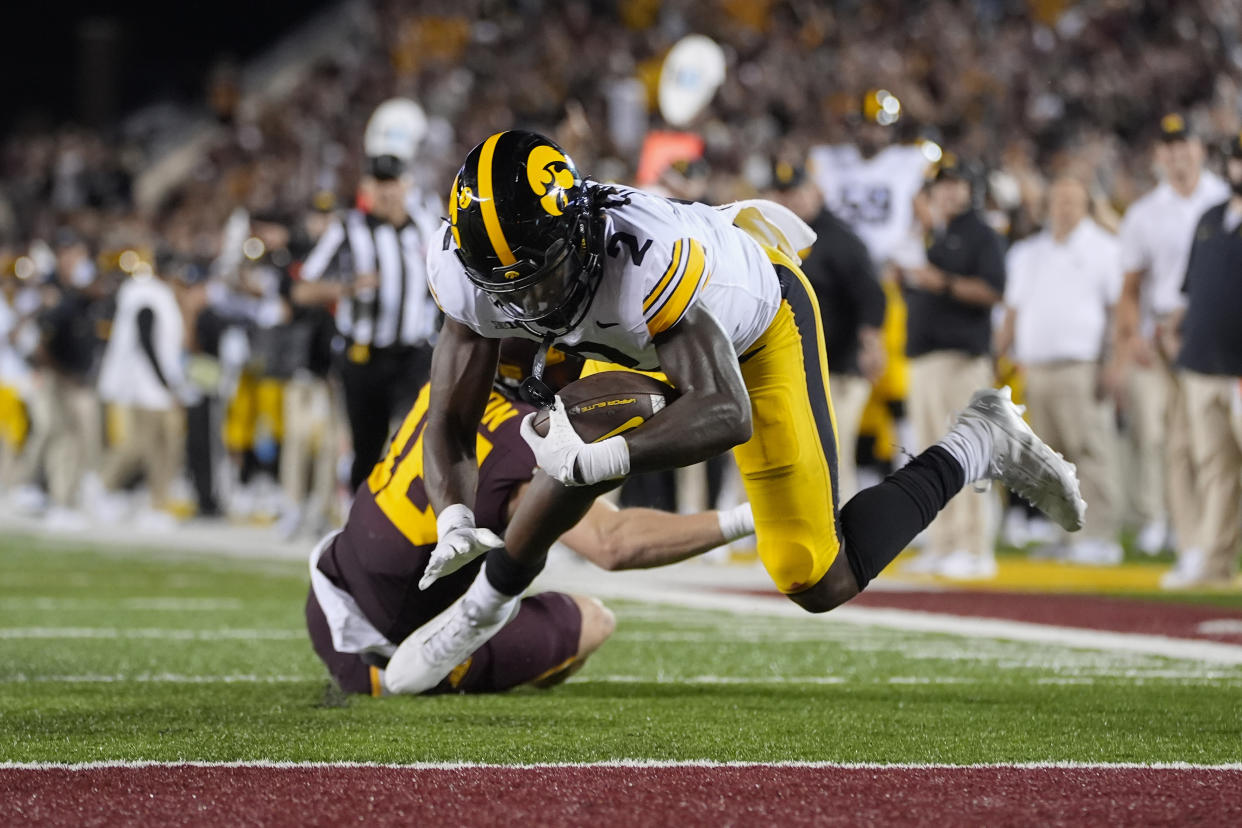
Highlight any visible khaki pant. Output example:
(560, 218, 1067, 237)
(832, 373, 873, 501)
(101, 406, 185, 508)
(22, 372, 102, 508)
(1180, 372, 1242, 580)
(1165, 367, 1202, 554)
(1024, 362, 1120, 540)
(280, 376, 337, 526)
(1123, 363, 1166, 526)
(909, 352, 993, 562)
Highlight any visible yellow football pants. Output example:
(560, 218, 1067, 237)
(224, 374, 284, 453)
(734, 251, 842, 594)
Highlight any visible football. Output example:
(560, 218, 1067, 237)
(530, 371, 675, 443)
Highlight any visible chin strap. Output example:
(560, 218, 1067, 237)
(519, 331, 558, 409)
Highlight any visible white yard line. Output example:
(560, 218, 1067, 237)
(539, 570, 1242, 666)
(0, 598, 245, 611)
(3, 759, 1241, 771)
(0, 673, 308, 683)
(0, 627, 301, 640)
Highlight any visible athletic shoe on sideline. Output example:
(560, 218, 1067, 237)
(1159, 548, 1210, 589)
(1136, 520, 1168, 556)
(900, 549, 943, 574)
(957, 387, 1087, 532)
(934, 549, 998, 580)
(1065, 538, 1124, 566)
(383, 594, 520, 695)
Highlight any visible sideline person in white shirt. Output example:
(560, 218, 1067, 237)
(1111, 115, 1228, 558)
(1001, 177, 1123, 564)
(96, 260, 187, 520)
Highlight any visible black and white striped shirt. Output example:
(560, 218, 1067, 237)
(301, 207, 439, 349)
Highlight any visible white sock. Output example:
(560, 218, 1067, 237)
(462, 568, 518, 625)
(936, 419, 993, 484)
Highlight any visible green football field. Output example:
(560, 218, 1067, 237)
(2, 535, 1241, 767)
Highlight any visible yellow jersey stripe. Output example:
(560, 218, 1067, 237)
(646, 239, 709, 335)
(478, 132, 517, 266)
(642, 239, 684, 313)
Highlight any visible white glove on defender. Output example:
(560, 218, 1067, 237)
(418, 504, 504, 591)
(519, 396, 631, 487)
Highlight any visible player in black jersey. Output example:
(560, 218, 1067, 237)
(305, 345, 754, 696)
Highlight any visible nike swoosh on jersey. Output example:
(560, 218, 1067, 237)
(596, 321, 622, 328)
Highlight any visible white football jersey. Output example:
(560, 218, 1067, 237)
(808, 143, 929, 264)
(426, 187, 781, 372)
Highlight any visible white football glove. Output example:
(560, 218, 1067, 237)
(519, 396, 631, 487)
(418, 504, 504, 591)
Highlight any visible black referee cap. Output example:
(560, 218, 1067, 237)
(368, 154, 406, 181)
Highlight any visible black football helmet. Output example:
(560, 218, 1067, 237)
(449, 130, 605, 336)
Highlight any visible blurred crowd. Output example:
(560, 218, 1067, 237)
(0, 0, 1240, 582)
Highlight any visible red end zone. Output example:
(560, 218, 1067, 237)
(4, 764, 1240, 827)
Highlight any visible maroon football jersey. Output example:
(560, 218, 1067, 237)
(317, 384, 536, 643)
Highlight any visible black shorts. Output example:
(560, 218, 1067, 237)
(305, 588, 583, 696)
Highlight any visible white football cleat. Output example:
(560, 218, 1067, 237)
(383, 594, 520, 695)
(958, 386, 1087, 532)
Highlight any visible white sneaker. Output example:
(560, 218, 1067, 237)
(1001, 508, 1032, 547)
(1160, 548, 1207, 589)
(134, 508, 178, 532)
(958, 387, 1086, 532)
(1066, 538, 1124, 566)
(1029, 541, 1070, 561)
(900, 550, 943, 574)
(1025, 517, 1061, 545)
(275, 506, 303, 542)
(9, 484, 47, 515)
(935, 550, 998, 580)
(1136, 520, 1168, 556)
(383, 594, 520, 695)
(44, 506, 89, 532)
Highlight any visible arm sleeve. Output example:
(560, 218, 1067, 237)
(300, 218, 347, 283)
(136, 307, 169, 390)
(1101, 235, 1124, 305)
(1003, 243, 1025, 307)
(975, 227, 1007, 293)
(1117, 208, 1149, 274)
(1181, 213, 1211, 295)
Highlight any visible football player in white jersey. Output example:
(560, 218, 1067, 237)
(808, 90, 930, 266)
(381, 130, 1085, 694)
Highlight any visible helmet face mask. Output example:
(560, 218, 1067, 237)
(456, 199, 603, 335)
(450, 130, 606, 337)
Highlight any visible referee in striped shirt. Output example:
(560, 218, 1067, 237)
(294, 154, 440, 491)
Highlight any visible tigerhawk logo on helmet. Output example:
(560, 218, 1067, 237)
(447, 130, 625, 336)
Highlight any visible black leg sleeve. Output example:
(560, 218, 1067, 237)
(840, 446, 965, 590)
(484, 547, 547, 597)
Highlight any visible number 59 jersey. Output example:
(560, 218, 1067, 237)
(808, 143, 929, 265)
(427, 186, 782, 372)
